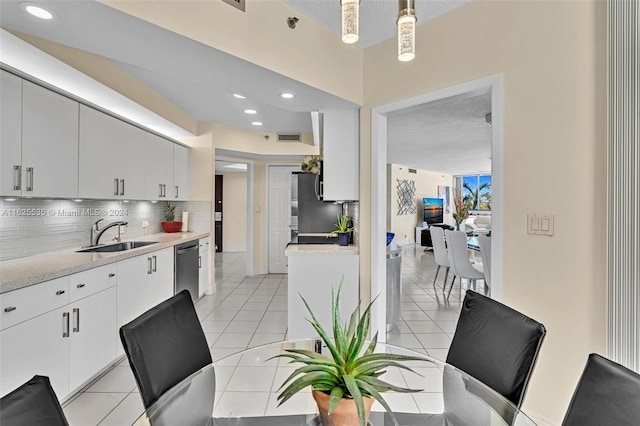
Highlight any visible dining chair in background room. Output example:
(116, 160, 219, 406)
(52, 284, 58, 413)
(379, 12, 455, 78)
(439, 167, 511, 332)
(477, 234, 492, 296)
(561, 353, 640, 426)
(0, 375, 68, 426)
(430, 226, 453, 292)
(446, 290, 546, 408)
(120, 290, 213, 408)
(445, 230, 484, 299)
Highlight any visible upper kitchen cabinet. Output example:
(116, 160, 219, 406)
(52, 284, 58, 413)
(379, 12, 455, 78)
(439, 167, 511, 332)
(146, 133, 174, 200)
(0, 71, 23, 197)
(21, 80, 79, 198)
(173, 144, 189, 200)
(79, 106, 146, 199)
(322, 109, 359, 201)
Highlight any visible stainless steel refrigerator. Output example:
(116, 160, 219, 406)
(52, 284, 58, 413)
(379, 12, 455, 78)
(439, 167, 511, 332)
(290, 172, 341, 237)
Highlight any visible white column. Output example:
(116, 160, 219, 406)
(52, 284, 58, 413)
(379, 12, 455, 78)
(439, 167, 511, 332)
(607, 0, 640, 371)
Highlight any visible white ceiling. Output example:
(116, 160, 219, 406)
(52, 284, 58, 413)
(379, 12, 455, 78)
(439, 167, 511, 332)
(284, 0, 471, 48)
(0, 0, 487, 174)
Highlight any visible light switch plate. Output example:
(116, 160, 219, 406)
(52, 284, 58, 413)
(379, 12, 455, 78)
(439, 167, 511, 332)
(527, 214, 554, 236)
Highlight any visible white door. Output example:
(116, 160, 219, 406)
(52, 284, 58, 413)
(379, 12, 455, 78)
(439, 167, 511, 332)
(268, 166, 297, 273)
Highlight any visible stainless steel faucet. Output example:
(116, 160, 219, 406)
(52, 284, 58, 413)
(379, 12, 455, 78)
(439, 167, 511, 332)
(90, 219, 128, 246)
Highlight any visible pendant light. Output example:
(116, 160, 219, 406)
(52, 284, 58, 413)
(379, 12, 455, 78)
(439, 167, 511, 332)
(397, 0, 417, 62)
(341, 0, 359, 44)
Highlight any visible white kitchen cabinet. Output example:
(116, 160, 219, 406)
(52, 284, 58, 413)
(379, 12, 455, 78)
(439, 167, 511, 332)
(68, 287, 117, 392)
(0, 305, 70, 399)
(78, 106, 146, 200)
(21, 80, 79, 198)
(148, 247, 174, 307)
(198, 238, 210, 297)
(173, 144, 189, 200)
(321, 109, 359, 201)
(0, 70, 23, 197)
(146, 133, 174, 200)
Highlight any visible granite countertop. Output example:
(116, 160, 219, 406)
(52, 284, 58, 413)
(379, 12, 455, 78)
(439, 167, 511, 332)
(285, 244, 359, 256)
(0, 232, 210, 294)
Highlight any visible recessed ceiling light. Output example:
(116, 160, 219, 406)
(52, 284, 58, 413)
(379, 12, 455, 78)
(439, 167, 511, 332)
(73, 199, 83, 202)
(251, 122, 263, 126)
(233, 93, 246, 99)
(244, 109, 257, 115)
(20, 2, 55, 20)
(281, 93, 295, 99)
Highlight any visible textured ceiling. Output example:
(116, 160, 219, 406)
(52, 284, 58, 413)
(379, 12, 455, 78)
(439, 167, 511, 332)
(387, 92, 492, 175)
(284, 0, 471, 48)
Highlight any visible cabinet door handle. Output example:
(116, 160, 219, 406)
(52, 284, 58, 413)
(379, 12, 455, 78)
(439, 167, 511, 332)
(26, 167, 34, 192)
(175, 185, 179, 198)
(199, 256, 202, 268)
(159, 184, 163, 198)
(63, 312, 69, 338)
(147, 257, 152, 274)
(108, 273, 116, 278)
(114, 178, 119, 196)
(152, 255, 157, 272)
(56, 290, 65, 295)
(4, 306, 17, 313)
(13, 165, 21, 190)
(120, 179, 125, 196)
(72, 308, 80, 332)
(76, 283, 85, 289)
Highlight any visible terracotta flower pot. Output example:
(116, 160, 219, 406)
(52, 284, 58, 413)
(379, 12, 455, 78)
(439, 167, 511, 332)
(312, 389, 374, 426)
(161, 221, 183, 233)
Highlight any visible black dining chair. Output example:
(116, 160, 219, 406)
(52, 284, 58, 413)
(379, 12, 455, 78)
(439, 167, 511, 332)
(120, 289, 213, 408)
(446, 290, 546, 408)
(561, 353, 640, 426)
(0, 375, 69, 426)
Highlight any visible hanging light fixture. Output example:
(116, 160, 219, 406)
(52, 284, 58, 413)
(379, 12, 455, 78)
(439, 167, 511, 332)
(341, 0, 360, 44)
(397, 0, 417, 62)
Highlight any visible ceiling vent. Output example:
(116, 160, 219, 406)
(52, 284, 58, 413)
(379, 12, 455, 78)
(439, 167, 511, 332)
(221, 0, 245, 12)
(277, 133, 302, 142)
(408, 168, 417, 174)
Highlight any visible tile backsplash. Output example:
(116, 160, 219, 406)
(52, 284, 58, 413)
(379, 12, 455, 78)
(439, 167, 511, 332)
(0, 199, 212, 261)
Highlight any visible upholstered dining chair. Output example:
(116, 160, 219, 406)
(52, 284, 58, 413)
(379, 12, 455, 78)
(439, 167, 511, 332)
(445, 230, 484, 299)
(446, 290, 546, 408)
(561, 353, 640, 426)
(429, 226, 453, 292)
(0, 375, 68, 426)
(120, 290, 213, 408)
(477, 234, 492, 295)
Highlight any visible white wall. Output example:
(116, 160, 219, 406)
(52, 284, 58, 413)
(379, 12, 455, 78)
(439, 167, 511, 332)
(386, 164, 454, 244)
(220, 172, 247, 252)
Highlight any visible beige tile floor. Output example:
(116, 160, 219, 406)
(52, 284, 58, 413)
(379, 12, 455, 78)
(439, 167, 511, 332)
(62, 245, 484, 425)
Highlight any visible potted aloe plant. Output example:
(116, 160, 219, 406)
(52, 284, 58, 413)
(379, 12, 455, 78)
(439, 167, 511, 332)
(161, 202, 183, 233)
(328, 213, 354, 246)
(273, 283, 426, 426)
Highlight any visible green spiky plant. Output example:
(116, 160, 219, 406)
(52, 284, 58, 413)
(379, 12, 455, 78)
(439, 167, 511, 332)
(328, 213, 354, 236)
(272, 282, 426, 426)
(164, 202, 176, 222)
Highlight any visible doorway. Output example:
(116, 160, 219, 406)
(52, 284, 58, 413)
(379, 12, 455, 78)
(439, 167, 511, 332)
(371, 75, 505, 339)
(268, 165, 298, 273)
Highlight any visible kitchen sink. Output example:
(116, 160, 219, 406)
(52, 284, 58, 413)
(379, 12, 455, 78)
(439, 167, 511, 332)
(77, 241, 157, 253)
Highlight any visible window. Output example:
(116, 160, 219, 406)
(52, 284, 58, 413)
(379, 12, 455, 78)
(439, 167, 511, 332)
(460, 175, 491, 210)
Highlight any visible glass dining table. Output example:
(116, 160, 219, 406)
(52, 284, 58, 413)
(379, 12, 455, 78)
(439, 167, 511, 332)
(133, 339, 538, 426)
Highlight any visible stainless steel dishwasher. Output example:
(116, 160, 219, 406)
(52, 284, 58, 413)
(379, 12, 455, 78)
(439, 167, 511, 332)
(175, 240, 199, 301)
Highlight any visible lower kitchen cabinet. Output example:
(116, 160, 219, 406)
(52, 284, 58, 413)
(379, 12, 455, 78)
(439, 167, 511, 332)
(0, 305, 70, 399)
(68, 287, 117, 392)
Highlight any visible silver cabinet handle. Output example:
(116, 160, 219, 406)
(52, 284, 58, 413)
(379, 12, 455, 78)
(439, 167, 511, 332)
(120, 179, 125, 196)
(175, 186, 179, 198)
(13, 165, 21, 190)
(199, 256, 202, 268)
(163, 184, 167, 198)
(114, 178, 119, 196)
(159, 183, 163, 198)
(152, 255, 157, 272)
(56, 290, 65, 295)
(63, 312, 69, 338)
(147, 257, 152, 274)
(26, 167, 34, 191)
(4, 306, 16, 313)
(73, 308, 80, 332)
(76, 283, 85, 288)
(108, 273, 116, 278)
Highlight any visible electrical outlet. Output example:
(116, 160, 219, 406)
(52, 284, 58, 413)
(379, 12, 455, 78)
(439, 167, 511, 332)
(142, 221, 149, 229)
(119, 225, 126, 234)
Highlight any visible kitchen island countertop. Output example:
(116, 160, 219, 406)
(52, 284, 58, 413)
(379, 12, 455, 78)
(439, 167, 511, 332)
(0, 232, 210, 294)
(285, 244, 358, 256)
